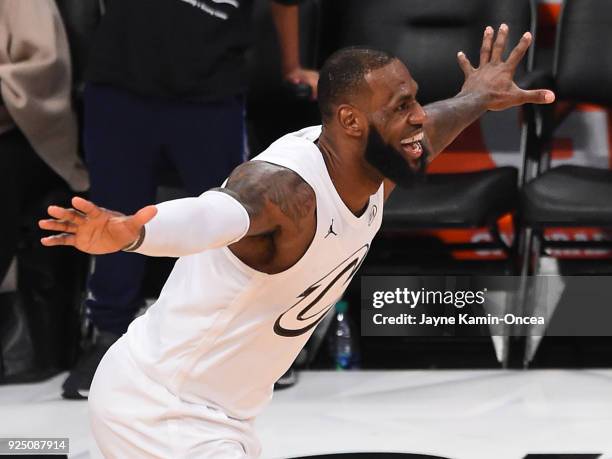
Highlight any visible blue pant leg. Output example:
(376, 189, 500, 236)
(164, 95, 246, 195)
(83, 84, 160, 335)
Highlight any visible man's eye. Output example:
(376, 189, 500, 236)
(396, 103, 407, 112)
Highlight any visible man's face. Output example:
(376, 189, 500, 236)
(362, 60, 428, 186)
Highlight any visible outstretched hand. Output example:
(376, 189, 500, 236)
(456, 24, 555, 111)
(39, 197, 157, 254)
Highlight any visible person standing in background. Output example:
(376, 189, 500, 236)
(0, 0, 90, 289)
(64, 0, 318, 399)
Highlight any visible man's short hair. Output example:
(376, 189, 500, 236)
(318, 47, 396, 123)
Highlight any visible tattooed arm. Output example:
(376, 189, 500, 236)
(219, 161, 315, 238)
(218, 161, 317, 273)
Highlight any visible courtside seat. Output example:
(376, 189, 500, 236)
(385, 167, 518, 228)
(517, 0, 612, 366)
(519, 0, 612, 236)
(318, 0, 534, 105)
(521, 165, 612, 226)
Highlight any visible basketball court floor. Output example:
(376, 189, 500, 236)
(1, 369, 611, 458)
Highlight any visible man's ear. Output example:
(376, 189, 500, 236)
(337, 104, 365, 138)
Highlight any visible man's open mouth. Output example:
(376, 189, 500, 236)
(400, 131, 424, 159)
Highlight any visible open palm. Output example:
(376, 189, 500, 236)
(457, 24, 555, 111)
(39, 197, 157, 254)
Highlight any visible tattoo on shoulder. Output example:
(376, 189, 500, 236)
(220, 161, 316, 227)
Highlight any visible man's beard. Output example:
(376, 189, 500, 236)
(364, 124, 427, 188)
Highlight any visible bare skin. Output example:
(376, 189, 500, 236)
(39, 25, 554, 274)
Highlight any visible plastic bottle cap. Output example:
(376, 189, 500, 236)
(335, 300, 349, 314)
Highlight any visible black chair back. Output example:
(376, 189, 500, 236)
(555, 0, 612, 105)
(319, 0, 535, 105)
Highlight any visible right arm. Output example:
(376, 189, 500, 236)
(39, 162, 315, 257)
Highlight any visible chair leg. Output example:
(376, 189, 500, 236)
(507, 225, 534, 369)
(517, 227, 533, 319)
(498, 225, 530, 368)
(500, 290, 514, 369)
(0, 332, 4, 380)
(489, 220, 513, 260)
(523, 230, 542, 368)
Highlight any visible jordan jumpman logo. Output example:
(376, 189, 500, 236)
(325, 219, 338, 238)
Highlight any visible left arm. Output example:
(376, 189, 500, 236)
(269, 0, 319, 99)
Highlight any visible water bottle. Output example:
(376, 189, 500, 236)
(333, 300, 359, 370)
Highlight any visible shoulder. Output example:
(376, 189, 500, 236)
(216, 161, 316, 235)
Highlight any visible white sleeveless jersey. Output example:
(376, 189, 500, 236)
(126, 126, 384, 420)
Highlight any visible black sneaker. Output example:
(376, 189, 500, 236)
(274, 367, 298, 391)
(62, 329, 119, 400)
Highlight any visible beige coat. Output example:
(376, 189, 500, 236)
(0, 0, 89, 191)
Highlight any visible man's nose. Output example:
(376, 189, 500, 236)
(408, 103, 427, 125)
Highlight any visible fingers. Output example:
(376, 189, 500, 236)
(457, 51, 474, 77)
(310, 81, 318, 101)
(71, 196, 103, 218)
(41, 203, 84, 247)
(47, 205, 86, 224)
(38, 219, 77, 233)
(302, 69, 319, 100)
(479, 24, 531, 68)
(479, 26, 494, 66)
(506, 31, 532, 69)
(40, 233, 76, 247)
(491, 23, 509, 63)
(520, 89, 556, 105)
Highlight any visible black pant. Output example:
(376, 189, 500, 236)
(0, 128, 66, 282)
(0, 128, 83, 379)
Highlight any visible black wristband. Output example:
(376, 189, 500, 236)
(122, 226, 146, 252)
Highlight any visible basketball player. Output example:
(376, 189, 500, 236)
(40, 25, 553, 458)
